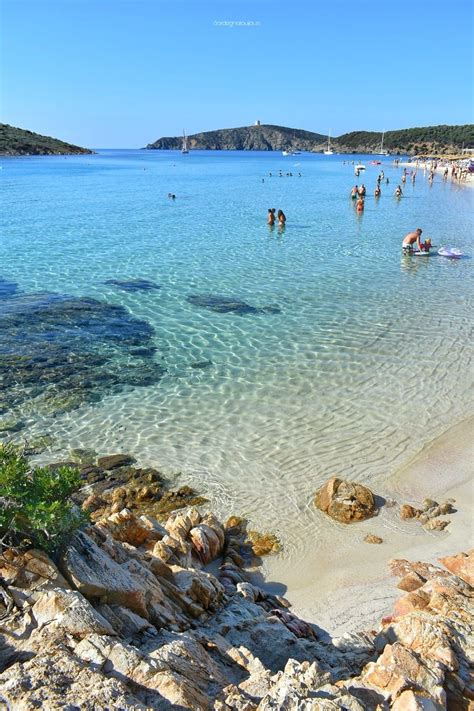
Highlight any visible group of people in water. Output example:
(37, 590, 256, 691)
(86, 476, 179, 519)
(267, 208, 286, 227)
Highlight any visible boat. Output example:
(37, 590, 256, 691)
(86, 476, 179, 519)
(282, 149, 298, 156)
(181, 130, 189, 154)
(355, 164, 366, 171)
(324, 130, 334, 155)
(376, 131, 389, 156)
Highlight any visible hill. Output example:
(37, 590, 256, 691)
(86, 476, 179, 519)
(146, 124, 327, 151)
(0, 124, 94, 156)
(336, 124, 474, 155)
(146, 123, 474, 155)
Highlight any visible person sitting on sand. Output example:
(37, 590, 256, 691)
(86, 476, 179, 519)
(402, 228, 423, 253)
(395, 185, 403, 197)
(374, 186, 381, 197)
(356, 196, 364, 212)
(351, 186, 358, 199)
(267, 208, 276, 225)
(277, 209, 286, 225)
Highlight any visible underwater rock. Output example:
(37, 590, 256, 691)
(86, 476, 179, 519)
(97, 454, 136, 470)
(0, 289, 163, 417)
(0, 276, 18, 298)
(247, 530, 281, 556)
(187, 294, 281, 315)
(190, 360, 213, 369)
(104, 278, 161, 292)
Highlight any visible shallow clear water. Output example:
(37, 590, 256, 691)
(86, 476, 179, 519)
(1, 149, 473, 560)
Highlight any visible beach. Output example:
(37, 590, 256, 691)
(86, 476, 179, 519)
(1, 149, 473, 640)
(262, 416, 474, 636)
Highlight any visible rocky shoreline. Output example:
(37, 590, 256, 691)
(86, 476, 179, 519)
(1, 449, 472, 709)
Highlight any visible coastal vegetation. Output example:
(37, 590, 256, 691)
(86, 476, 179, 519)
(0, 123, 94, 156)
(0, 444, 86, 554)
(146, 122, 474, 155)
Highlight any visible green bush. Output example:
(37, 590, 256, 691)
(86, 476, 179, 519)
(0, 443, 88, 554)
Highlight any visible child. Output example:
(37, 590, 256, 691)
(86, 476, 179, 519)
(420, 238, 432, 252)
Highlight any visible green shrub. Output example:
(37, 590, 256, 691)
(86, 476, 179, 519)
(0, 443, 88, 554)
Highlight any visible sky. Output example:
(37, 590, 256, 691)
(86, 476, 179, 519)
(1, 0, 473, 148)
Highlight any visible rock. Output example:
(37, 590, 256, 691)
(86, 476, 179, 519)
(439, 550, 474, 586)
(391, 689, 445, 710)
(0, 548, 70, 592)
(314, 477, 377, 523)
(364, 534, 383, 544)
(247, 531, 281, 556)
(98, 509, 162, 546)
(400, 504, 420, 520)
(422, 498, 438, 511)
(397, 571, 426, 592)
(60, 530, 148, 617)
(32, 588, 116, 637)
(97, 454, 136, 470)
(423, 519, 450, 531)
(104, 278, 160, 292)
(187, 294, 281, 316)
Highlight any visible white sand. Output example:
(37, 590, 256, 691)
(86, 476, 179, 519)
(260, 416, 474, 636)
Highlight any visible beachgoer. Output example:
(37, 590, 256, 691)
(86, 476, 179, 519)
(402, 228, 423, 253)
(277, 209, 286, 225)
(412, 173, 416, 183)
(358, 184, 366, 196)
(386, 178, 389, 184)
(356, 197, 364, 212)
(267, 208, 276, 225)
(351, 186, 358, 199)
(420, 238, 432, 253)
(401, 174, 406, 184)
(395, 185, 403, 197)
(374, 186, 381, 197)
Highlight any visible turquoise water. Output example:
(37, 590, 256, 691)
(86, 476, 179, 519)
(1, 150, 473, 558)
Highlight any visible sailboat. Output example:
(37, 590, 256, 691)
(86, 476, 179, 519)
(181, 129, 189, 154)
(376, 130, 389, 156)
(324, 130, 334, 155)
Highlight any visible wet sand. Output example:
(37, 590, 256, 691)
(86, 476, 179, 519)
(261, 416, 474, 636)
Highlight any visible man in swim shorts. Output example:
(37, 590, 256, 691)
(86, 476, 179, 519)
(402, 228, 423, 253)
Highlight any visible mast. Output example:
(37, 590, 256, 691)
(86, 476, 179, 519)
(182, 129, 188, 154)
(380, 130, 384, 153)
(327, 129, 331, 152)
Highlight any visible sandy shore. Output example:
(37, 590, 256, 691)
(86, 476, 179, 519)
(260, 416, 474, 637)
(400, 159, 474, 188)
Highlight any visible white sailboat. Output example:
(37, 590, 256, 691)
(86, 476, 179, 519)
(376, 130, 389, 156)
(324, 130, 334, 155)
(181, 129, 189, 154)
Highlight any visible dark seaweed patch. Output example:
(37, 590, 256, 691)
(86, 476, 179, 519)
(187, 294, 281, 315)
(0, 285, 164, 419)
(104, 278, 161, 292)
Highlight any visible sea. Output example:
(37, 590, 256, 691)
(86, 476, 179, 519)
(1, 149, 473, 581)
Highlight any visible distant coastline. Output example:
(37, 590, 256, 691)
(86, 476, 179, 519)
(146, 122, 474, 156)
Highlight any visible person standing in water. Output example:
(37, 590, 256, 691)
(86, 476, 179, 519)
(356, 196, 364, 212)
(402, 228, 423, 253)
(267, 208, 276, 225)
(277, 209, 286, 226)
(374, 185, 381, 197)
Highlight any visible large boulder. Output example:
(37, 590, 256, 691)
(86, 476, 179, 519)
(59, 530, 148, 617)
(314, 477, 377, 523)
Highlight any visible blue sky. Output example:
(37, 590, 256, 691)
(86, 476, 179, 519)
(1, 0, 473, 147)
